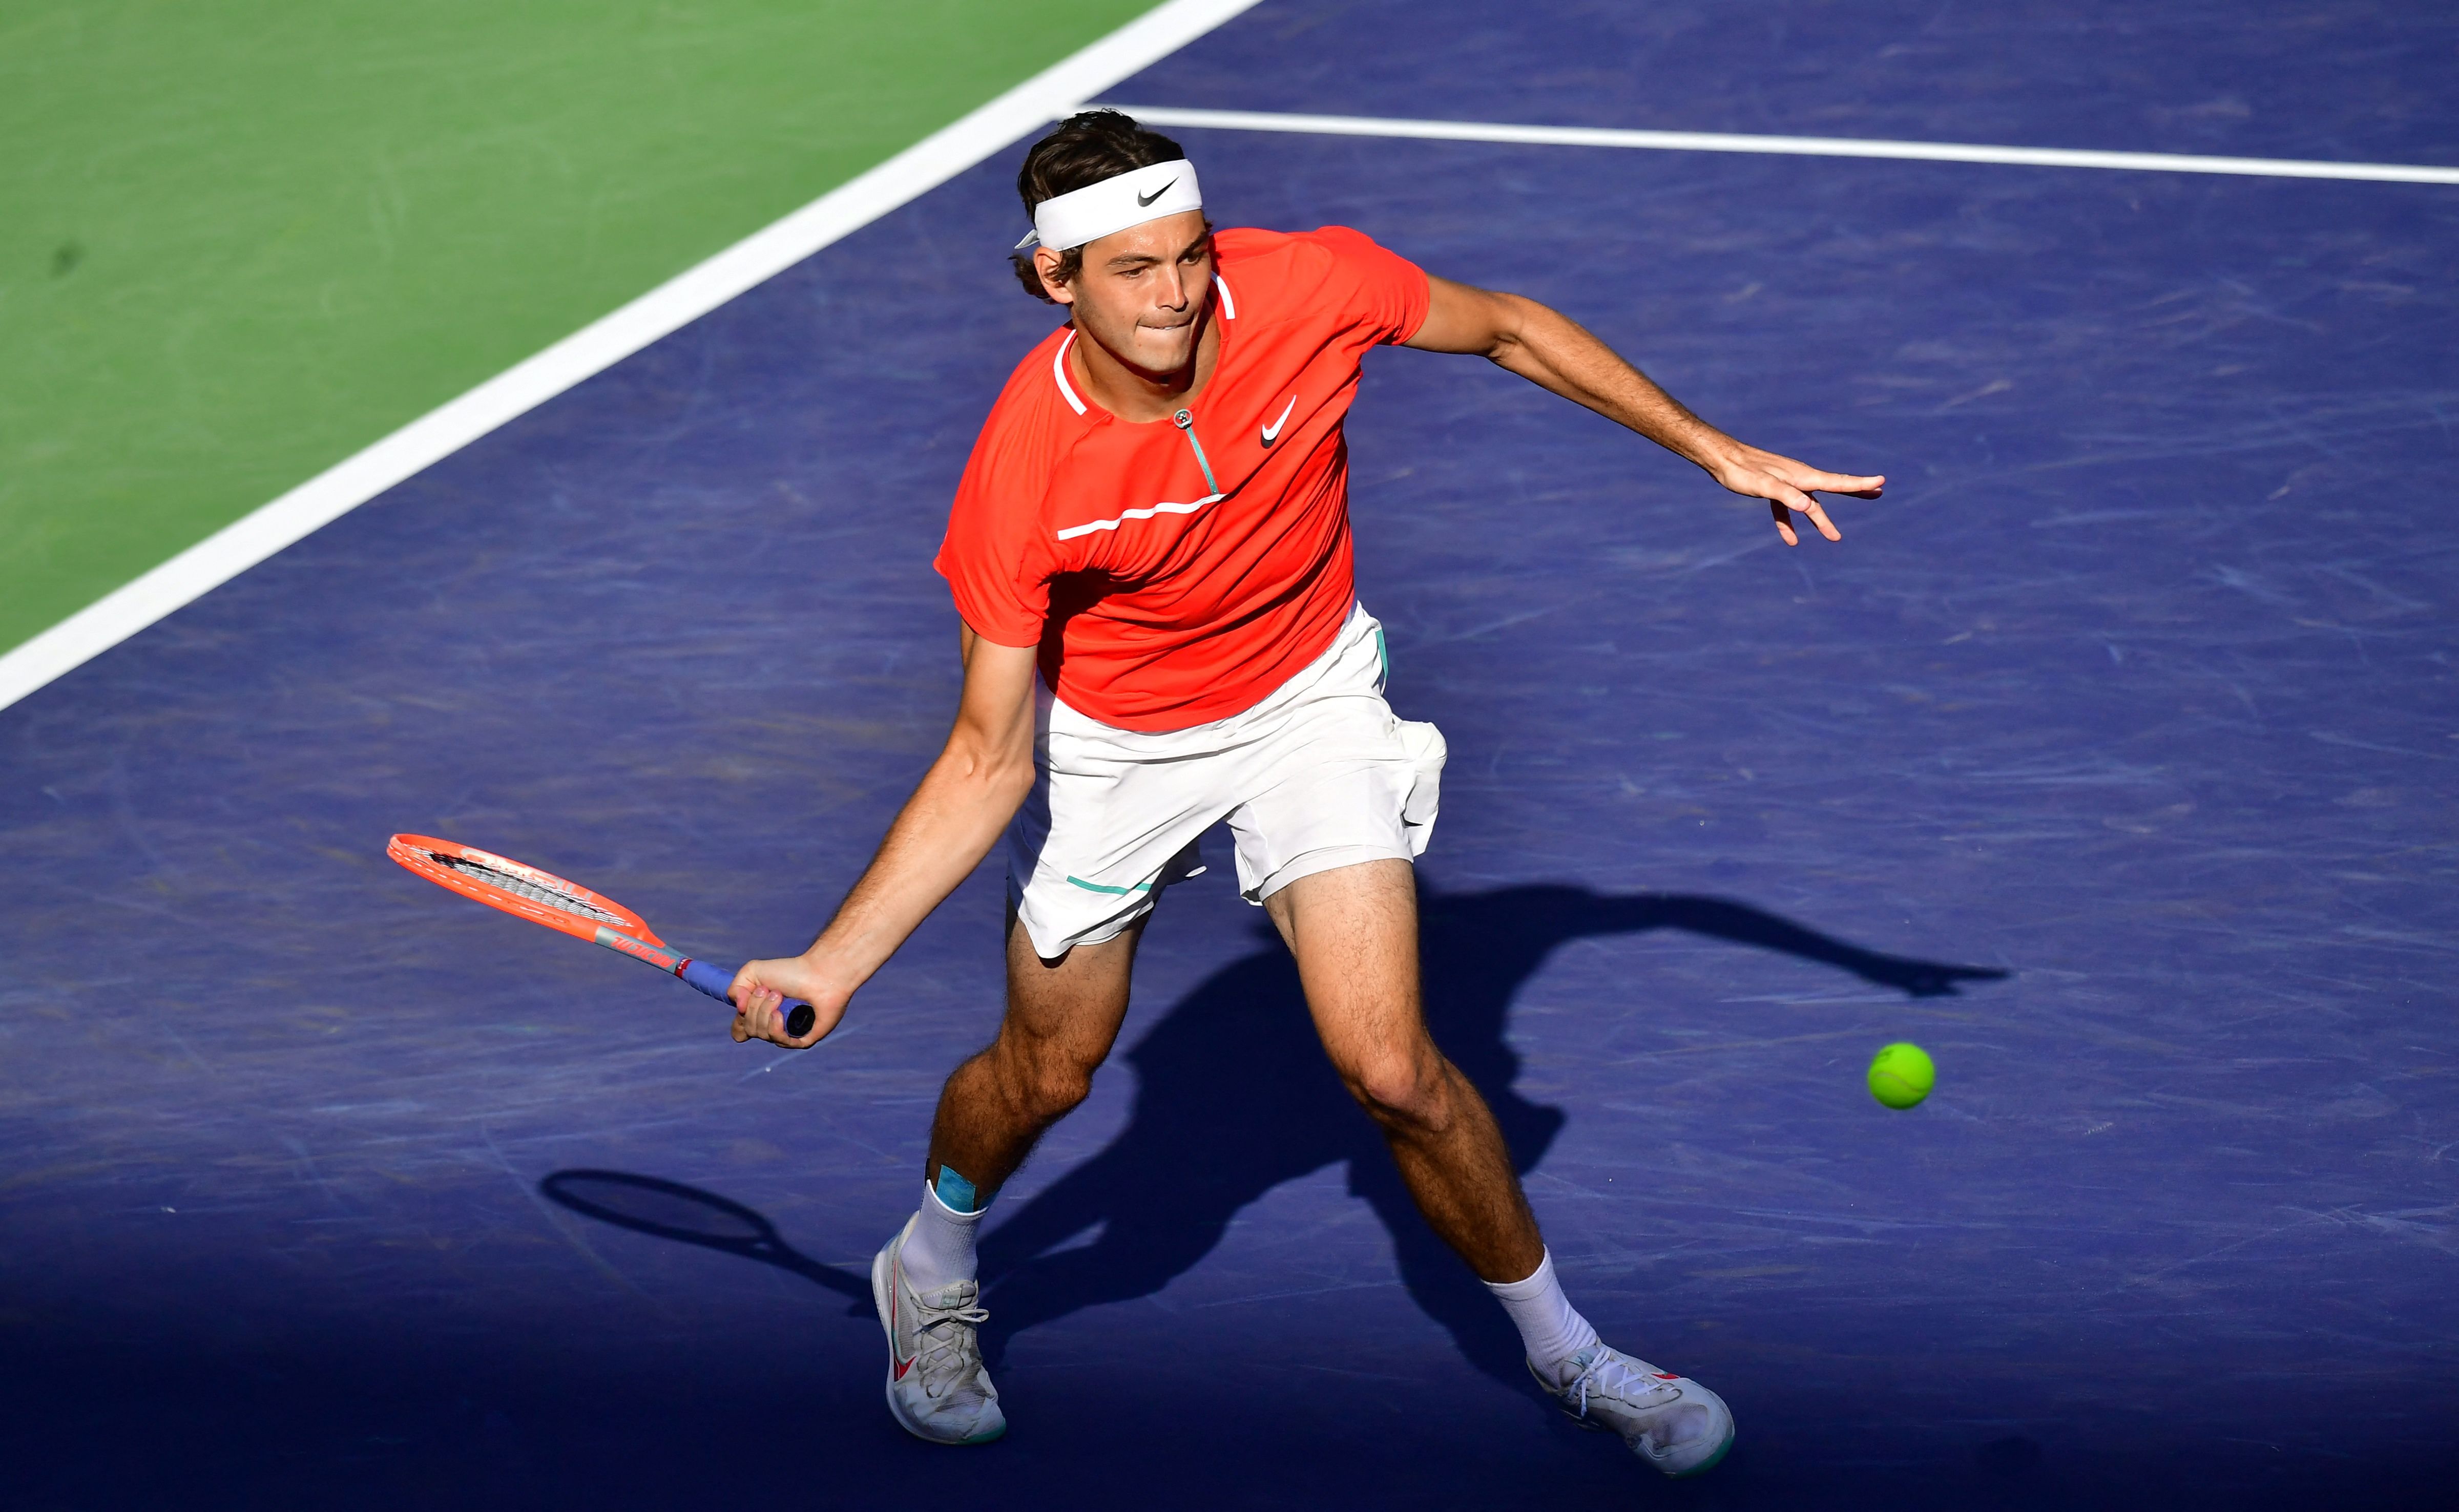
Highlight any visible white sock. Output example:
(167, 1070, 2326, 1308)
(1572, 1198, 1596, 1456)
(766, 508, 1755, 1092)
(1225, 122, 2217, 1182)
(898, 1180, 983, 1295)
(1485, 1248, 1601, 1387)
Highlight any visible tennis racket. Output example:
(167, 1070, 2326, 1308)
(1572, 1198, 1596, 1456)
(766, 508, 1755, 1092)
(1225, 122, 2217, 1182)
(387, 834, 818, 1039)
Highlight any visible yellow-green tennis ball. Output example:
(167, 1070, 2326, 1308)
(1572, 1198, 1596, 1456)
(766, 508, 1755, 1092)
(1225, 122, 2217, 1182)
(1867, 1042, 1935, 1109)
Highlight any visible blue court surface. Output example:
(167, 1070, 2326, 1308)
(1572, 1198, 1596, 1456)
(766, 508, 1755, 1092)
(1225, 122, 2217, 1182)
(6, 3, 2456, 1507)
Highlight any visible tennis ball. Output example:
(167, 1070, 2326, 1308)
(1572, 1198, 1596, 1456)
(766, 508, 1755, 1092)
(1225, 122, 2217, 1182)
(1867, 1042, 1935, 1109)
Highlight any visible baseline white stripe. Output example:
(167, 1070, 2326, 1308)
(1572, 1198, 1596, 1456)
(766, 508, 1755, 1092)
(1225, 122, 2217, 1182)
(1111, 105, 2459, 186)
(0, 0, 1268, 713)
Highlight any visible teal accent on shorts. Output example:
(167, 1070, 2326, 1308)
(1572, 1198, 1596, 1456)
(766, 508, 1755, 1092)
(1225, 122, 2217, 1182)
(1375, 626, 1389, 681)
(934, 1165, 981, 1214)
(1065, 874, 1155, 896)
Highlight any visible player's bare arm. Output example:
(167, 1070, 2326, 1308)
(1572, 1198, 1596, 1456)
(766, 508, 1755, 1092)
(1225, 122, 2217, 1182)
(726, 627, 1038, 1047)
(1404, 274, 1884, 545)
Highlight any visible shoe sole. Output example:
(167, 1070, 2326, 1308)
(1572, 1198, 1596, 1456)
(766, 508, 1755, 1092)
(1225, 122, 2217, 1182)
(1550, 1375, 1734, 1480)
(1666, 1426, 1735, 1479)
(871, 1240, 1005, 1446)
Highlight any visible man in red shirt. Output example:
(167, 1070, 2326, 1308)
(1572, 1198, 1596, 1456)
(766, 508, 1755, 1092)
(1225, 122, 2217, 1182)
(728, 111, 1880, 1477)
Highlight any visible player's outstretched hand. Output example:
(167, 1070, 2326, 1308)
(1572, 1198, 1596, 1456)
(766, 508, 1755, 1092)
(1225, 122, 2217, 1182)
(1701, 439, 1883, 547)
(726, 957, 846, 1049)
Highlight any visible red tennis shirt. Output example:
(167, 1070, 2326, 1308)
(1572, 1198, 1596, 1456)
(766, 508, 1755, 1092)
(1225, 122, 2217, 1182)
(933, 225, 1430, 732)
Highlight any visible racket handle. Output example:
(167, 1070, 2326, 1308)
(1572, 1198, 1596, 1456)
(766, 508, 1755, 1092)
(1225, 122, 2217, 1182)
(679, 958, 818, 1039)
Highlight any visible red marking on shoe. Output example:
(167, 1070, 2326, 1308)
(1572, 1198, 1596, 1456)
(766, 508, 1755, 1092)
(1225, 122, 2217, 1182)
(890, 1254, 917, 1380)
(1654, 1373, 1680, 1380)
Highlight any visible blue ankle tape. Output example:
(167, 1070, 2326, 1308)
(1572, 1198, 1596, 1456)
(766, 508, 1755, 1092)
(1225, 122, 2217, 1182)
(934, 1166, 981, 1214)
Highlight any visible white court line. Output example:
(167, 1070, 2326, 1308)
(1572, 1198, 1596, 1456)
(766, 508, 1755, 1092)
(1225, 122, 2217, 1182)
(0, 0, 1268, 714)
(1110, 105, 2459, 186)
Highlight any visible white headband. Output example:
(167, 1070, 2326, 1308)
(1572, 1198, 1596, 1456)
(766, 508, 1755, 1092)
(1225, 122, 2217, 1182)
(1015, 159, 1204, 253)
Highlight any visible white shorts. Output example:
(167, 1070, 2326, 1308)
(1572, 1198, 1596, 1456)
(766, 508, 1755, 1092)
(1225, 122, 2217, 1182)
(1007, 603, 1446, 959)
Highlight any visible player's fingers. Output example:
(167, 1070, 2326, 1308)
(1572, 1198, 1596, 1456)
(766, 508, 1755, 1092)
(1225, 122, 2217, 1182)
(1765, 481, 1843, 542)
(750, 986, 786, 1045)
(1801, 469, 1885, 497)
(768, 996, 804, 1045)
(1778, 461, 1875, 486)
(731, 981, 775, 1043)
(1769, 483, 1841, 542)
(1769, 497, 1799, 547)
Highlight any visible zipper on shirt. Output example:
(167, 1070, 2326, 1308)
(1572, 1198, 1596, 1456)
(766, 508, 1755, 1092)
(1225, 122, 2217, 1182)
(1172, 408, 1222, 496)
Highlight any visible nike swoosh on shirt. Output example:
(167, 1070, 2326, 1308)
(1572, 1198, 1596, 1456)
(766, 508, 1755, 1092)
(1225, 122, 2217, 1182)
(1260, 395, 1297, 446)
(1136, 178, 1177, 207)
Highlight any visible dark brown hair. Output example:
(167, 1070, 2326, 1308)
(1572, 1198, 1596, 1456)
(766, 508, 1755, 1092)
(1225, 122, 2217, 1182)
(1009, 110, 1188, 303)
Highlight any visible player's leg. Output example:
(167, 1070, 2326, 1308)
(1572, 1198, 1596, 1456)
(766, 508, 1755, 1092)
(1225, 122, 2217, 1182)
(1262, 859, 1538, 1278)
(873, 907, 1144, 1447)
(929, 906, 1146, 1220)
(1266, 858, 1733, 1478)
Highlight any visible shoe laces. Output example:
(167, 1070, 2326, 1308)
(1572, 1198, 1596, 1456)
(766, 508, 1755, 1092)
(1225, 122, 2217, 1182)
(911, 1287, 992, 1401)
(1560, 1346, 1675, 1420)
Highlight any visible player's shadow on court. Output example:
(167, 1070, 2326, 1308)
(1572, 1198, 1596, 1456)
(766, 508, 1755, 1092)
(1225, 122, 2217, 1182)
(975, 884, 2004, 1385)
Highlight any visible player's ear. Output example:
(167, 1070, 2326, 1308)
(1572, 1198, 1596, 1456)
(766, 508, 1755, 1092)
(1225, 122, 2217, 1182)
(1034, 245, 1075, 305)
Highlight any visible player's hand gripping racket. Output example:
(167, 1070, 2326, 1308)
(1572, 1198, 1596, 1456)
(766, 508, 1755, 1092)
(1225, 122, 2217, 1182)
(387, 835, 817, 1039)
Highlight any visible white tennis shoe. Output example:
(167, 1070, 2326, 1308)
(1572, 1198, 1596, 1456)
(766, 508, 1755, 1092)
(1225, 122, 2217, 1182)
(1535, 1344, 1734, 1478)
(872, 1220, 1005, 1445)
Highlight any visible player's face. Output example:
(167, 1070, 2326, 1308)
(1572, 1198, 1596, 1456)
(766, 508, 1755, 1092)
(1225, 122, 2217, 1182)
(1044, 212, 1215, 377)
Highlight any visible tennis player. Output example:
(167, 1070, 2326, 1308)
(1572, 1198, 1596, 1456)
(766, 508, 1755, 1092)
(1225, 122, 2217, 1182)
(727, 110, 1880, 1477)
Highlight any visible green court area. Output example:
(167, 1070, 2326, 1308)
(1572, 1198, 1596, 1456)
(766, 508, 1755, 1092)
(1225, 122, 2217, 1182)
(0, 0, 1152, 656)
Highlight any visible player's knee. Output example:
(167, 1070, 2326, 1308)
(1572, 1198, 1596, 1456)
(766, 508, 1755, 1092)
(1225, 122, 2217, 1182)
(1341, 1046, 1450, 1129)
(1031, 1067, 1094, 1120)
(1006, 1049, 1095, 1122)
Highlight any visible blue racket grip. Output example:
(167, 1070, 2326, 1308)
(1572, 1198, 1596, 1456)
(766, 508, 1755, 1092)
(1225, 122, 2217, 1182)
(679, 957, 817, 1039)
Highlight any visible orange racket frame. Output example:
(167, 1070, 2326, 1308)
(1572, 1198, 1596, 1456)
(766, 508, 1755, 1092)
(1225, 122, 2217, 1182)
(386, 834, 816, 1036)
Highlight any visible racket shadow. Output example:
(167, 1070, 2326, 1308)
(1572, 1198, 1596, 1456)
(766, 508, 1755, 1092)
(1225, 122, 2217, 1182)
(540, 1169, 871, 1308)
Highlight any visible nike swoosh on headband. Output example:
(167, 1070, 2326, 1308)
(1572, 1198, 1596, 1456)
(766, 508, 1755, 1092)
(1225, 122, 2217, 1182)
(1031, 160, 1202, 251)
(1260, 394, 1297, 446)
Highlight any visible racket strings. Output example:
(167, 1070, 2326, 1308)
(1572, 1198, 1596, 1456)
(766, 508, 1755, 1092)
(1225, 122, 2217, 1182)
(428, 851, 628, 926)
